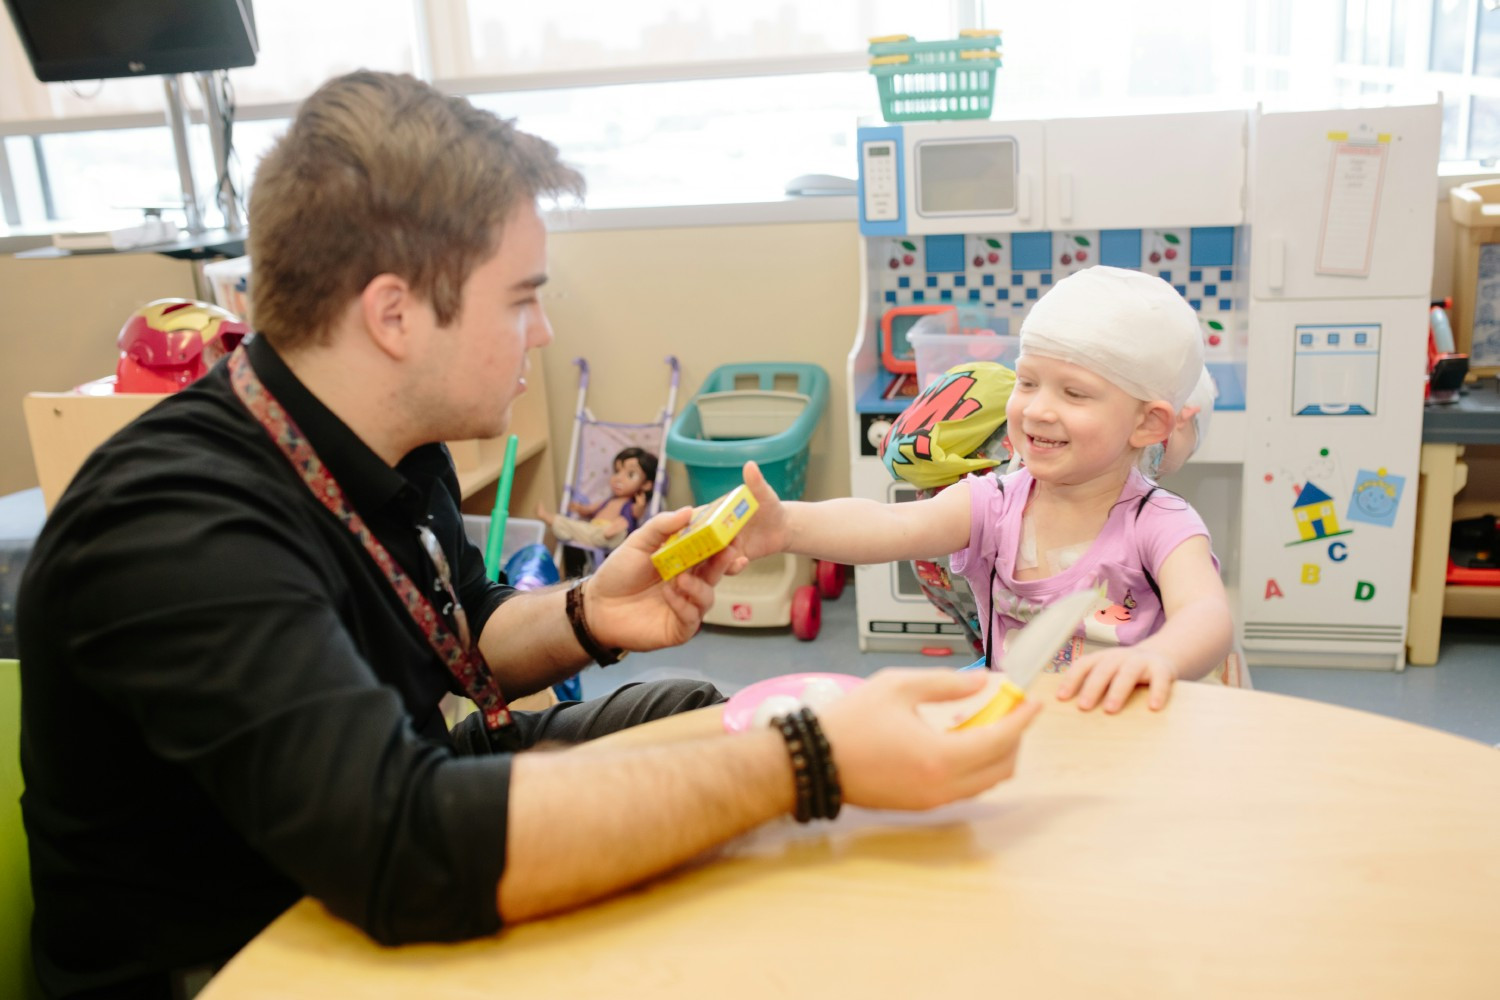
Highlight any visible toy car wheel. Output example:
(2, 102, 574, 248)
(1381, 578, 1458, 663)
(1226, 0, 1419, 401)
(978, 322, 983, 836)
(815, 560, 847, 600)
(791, 585, 821, 641)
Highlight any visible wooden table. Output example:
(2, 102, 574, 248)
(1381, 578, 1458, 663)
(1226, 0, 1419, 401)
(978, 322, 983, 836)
(201, 677, 1500, 999)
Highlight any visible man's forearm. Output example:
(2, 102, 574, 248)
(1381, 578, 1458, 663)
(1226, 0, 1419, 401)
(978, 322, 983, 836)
(479, 586, 589, 698)
(498, 731, 794, 922)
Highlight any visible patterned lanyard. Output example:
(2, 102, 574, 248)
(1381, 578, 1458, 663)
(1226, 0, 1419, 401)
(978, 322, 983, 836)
(229, 348, 512, 731)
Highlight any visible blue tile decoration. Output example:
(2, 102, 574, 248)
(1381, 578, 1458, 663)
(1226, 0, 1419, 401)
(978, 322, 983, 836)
(1011, 232, 1053, 270)
(1100, 229, 1142, 269)
(868, 226, 1243, 338)
(1190, 227, 1235, 267)
(924, 233, 967, 273)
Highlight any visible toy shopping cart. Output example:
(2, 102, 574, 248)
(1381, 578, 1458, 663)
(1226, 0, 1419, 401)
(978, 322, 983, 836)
(666, 362, 846, 640)
(554, 355, 680, 575)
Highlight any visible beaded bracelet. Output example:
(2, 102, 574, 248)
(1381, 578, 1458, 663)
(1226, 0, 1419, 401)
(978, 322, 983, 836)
(798, 707, 842, 821)
(770, 707, 843, 822)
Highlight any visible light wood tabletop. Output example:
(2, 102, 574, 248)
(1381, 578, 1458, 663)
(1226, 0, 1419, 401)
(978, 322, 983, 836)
(201, 676, 1500, 999)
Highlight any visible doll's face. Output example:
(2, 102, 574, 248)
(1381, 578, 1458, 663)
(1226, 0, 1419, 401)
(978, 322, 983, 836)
(609, 457, 649, 498)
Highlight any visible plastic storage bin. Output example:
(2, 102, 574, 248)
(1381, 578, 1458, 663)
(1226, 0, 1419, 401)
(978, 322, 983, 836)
(868, 30, 1002, 123)
(202, 255, 252, 322)
(461, 515, 546, 568)
(667, 363, 829, 504)
(908, 306, 1020, 391)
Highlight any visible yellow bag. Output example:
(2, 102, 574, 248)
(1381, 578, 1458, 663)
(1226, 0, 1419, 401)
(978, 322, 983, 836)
(880, 361, 1016, 490)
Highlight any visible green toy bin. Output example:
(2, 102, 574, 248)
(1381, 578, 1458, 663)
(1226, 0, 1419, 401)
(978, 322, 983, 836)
(667, 363, 829, 504)
(868, 30, 1002, 122)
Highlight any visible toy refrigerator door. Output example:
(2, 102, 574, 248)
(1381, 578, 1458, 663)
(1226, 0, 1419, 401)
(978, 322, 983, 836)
(1044, 109, 1247, 231)
(901, 119, 1047, 235)
(1248, 101, 1440, 302)
(1236, 297, 1426, 669)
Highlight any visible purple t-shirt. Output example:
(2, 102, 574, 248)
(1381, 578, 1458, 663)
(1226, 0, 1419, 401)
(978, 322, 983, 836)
(951, 467, 1214, 671)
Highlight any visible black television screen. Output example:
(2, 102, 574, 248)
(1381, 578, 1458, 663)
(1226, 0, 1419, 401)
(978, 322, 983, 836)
(4, 0, 257, 83)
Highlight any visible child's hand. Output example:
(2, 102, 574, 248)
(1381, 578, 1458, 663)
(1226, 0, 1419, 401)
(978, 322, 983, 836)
(719, 460, 788, 571)
(1055, 648, 1180, 713)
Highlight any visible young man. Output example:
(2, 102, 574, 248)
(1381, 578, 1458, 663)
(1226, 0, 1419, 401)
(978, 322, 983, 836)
(17, 71, 1039, 999)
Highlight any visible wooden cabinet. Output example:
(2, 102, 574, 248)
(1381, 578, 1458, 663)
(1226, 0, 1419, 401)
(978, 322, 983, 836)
(23, 349, 554, 516)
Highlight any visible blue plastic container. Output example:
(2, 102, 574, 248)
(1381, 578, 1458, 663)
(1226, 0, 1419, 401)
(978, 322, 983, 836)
(667, 363, 829, 504)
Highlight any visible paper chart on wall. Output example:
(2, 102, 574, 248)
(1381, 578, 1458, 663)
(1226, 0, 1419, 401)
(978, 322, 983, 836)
(1315, 138, 1388, 277)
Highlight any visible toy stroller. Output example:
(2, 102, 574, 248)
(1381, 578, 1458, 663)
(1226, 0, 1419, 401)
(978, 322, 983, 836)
(551, 355, 680, 575)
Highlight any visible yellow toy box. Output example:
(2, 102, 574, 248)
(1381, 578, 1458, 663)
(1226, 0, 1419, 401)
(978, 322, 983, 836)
(651, 484, 759, 582)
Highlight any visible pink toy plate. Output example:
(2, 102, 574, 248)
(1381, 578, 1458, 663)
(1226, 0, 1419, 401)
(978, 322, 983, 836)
(722, 672, 865, 733)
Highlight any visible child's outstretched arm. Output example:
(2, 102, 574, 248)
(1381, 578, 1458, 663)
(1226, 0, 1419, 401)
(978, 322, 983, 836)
(1055, 535, 1234, 713)
(729, 460, 972, 569)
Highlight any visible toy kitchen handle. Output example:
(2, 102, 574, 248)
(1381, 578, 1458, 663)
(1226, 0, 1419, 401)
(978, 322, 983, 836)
(1058, 172, 1074, 224)
(1266, 236, 1286, 293)
(1018, 173, 1033, 225)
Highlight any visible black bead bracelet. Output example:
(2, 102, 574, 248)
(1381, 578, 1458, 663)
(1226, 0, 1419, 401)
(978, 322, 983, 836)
(770, 707, 842, 823)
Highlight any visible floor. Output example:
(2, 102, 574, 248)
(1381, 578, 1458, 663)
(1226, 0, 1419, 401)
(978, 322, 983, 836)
(582, 582, 1500, 748)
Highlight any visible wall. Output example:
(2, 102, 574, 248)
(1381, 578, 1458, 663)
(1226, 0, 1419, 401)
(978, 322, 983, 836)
(0, 222, 861, 506)
(0, 253, 195, 496)
(542, 220, 859, 508)
(0, 181, 1478, 505)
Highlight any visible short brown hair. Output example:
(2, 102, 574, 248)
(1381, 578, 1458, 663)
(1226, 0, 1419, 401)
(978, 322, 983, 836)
(248, 71, 583, 351)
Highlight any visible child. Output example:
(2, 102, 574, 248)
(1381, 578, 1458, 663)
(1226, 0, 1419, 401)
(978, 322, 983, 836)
(539, 446, 657, 550)
(740, 266, 1236, 713)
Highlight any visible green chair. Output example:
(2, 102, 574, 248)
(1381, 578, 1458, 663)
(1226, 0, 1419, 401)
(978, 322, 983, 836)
(0, 659, 42, 999)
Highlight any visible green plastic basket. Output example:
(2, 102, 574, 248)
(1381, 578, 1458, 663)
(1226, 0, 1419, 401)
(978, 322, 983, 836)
(868, 31, 1002, 122)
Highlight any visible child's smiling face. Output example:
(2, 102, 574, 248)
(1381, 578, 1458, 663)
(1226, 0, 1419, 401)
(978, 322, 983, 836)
(1006, 355, 1161, 487)
(609, 456, 648, 498)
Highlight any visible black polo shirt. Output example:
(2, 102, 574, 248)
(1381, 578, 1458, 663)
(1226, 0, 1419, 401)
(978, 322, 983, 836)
(17, 334, 517, 998)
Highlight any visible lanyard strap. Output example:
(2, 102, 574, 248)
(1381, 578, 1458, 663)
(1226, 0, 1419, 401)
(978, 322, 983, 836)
(228, 348, 512, 731)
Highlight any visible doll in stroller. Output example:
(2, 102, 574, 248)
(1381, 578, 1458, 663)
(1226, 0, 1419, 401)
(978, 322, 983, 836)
(538, 446, 657, 551)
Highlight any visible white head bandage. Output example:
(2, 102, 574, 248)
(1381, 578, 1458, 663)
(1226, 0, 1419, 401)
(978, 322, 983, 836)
(1019, 266, 1205, 409)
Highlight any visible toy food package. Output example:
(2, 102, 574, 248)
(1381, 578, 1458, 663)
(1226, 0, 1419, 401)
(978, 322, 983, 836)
(651, 484, 759, 581)
(879, 361, 1016, 490)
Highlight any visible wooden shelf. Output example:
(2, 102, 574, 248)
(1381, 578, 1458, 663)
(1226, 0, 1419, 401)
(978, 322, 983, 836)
(25, 349, 555, 519)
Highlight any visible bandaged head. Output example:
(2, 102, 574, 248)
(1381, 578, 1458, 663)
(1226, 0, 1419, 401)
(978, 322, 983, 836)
(1019, 266, 1204, 410)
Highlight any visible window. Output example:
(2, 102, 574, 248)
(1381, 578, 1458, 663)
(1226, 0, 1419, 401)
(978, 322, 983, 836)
(6, 0, 1500, 234)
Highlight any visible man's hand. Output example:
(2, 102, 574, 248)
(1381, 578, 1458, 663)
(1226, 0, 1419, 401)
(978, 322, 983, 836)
(586, 506, 734, 652)
(1055, 647, 1180, 713)
(818, 668, 1041, 810)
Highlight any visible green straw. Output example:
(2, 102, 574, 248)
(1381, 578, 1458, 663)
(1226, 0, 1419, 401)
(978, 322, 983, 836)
(484, 434, 519, 582)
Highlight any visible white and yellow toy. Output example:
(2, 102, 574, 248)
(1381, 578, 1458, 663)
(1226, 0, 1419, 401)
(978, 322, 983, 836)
(651, 484, 759, 582)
